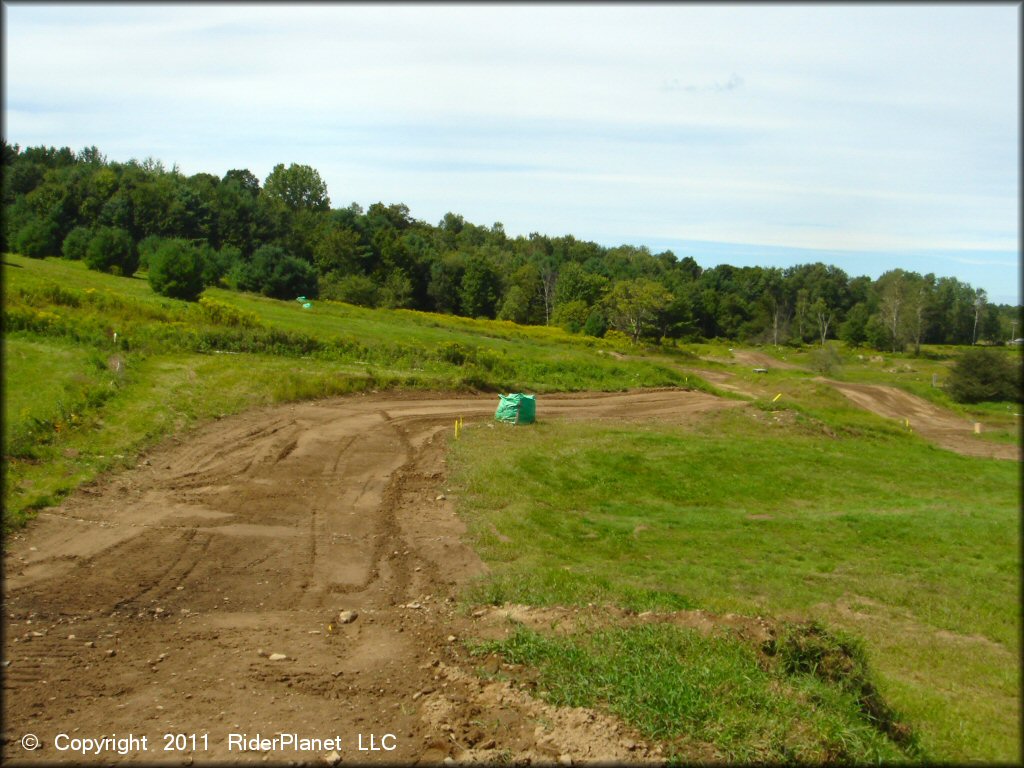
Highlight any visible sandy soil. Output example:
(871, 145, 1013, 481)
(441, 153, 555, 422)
(2, 389, 740, 766)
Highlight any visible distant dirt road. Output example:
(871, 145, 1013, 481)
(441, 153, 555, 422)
(824, 379, 1020, 460)
(2, 389, 739, 765)
(727, 350, 803, 371)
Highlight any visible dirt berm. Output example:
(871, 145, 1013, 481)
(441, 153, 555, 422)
(3, 389, 744, 765)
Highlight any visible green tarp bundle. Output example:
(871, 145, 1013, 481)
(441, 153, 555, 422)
(495, 393, 536, 425)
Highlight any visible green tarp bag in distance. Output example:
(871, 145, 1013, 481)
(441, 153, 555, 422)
(495, 393, 536, 425)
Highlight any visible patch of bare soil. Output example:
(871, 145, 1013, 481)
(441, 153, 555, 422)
(2, 389, 740, 765)
(822, 379, 1020, 460)
(727, 350, 804, 371)
(680, 368, 761, 398)
(676, 349, 801, 398)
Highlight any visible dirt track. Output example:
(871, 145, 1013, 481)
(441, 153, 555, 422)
(2, 389, 740, 766)
(691, 347, 1017, 461)
(3, 379, 1016, 765)
(823, 379, 1021, 460)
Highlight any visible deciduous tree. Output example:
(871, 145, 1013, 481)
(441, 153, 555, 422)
(262, 163, 330, 212)
(604, 278, 672, 344)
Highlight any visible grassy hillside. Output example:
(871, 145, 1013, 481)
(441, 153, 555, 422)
(2, 253, 703, 528)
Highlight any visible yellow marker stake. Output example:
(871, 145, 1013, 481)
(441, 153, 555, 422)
(772, 393, 782, 402)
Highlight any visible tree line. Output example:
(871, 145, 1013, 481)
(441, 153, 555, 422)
(3, 141, 1020, 350)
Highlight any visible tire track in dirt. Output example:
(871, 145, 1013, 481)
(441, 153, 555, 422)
(3, 390, 734, 765)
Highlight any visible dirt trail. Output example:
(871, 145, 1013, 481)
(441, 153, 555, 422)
(675, 349, 800, 399)
(726, 349, 803, 371)
(823, 379, 1021, 460)
(682, 348, 1016, 461)
(2, 389, 739, 766)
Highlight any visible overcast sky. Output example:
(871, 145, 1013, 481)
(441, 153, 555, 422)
(3, 2, 1020, 303)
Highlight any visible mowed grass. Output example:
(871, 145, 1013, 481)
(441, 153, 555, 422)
(3, 336, 105, 435)
(2, 253, 685, 394)
(450, 409, 1020, 762)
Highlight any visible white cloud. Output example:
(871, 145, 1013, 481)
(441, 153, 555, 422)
(3, 3, 1018, 300)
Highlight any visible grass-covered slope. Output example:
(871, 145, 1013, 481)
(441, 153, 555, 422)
(1, 253, 701, 528)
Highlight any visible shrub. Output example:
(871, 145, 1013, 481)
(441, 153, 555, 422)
(203, 244, 241, 287)
(13, 217, 60, 258)
(148, 239, 205, 301)
(603, 329, 632, 347)
(810, 343, 843, 376)
(136, 234, 166, 270)
(459, 254, 500, 318)
(552, 300, 590, 333)
(227, 244, 278, 293)
(379, 269, 414, 309)
(583, 308, 608, 338)
(85, 226, 138, 276)
(839, 303, 870, 347)
(261, 253, 318, 300)
(319, 272, 379, 307)
(497, 285, 531, 324)
(197, 297, 262, 328)
(437, 342, 473, 366)
(232, 245, 318, 300)
(947, 348, 1022, 403)
(61, 226, 93, 261)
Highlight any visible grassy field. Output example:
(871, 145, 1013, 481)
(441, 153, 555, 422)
(450, 409, 1020, 762)
(3, 253, 1020, 763)
(672, 341, 1021, 446)
(746, 341, 1021, 432)
(1, 253, 699, 528)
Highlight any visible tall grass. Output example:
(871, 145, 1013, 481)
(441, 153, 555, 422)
(472, 621, 917, 762)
